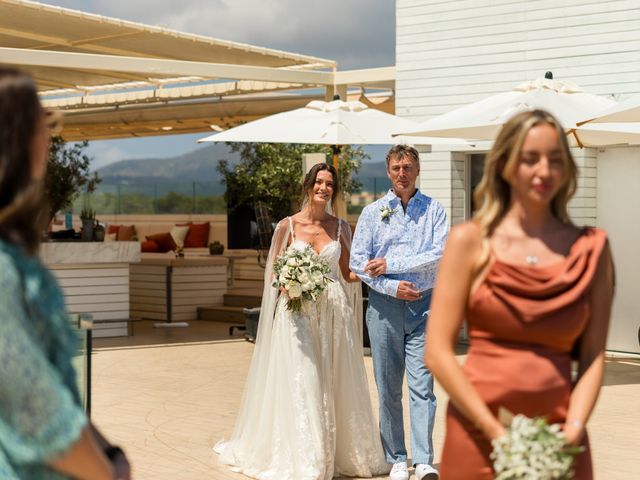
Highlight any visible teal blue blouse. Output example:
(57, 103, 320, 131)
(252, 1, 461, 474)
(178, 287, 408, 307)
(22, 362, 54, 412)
(0, 240, 87, 479)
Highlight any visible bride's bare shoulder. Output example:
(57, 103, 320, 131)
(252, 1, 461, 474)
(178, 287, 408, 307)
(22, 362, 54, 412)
(275, 217, 291, 230)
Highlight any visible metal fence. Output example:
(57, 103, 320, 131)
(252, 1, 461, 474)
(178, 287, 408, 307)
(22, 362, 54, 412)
(73, 181, 226, 215)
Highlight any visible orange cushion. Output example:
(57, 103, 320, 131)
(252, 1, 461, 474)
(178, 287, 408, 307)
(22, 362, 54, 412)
(183, 222, 210, 248)
(146, 232, 177, 253)
(118, 225, 137, 241)
(107, 224, 120, 238)
(141, 239, 161, 253)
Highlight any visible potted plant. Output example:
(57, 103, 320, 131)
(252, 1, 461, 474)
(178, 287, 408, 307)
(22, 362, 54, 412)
(209, 241, 225, 255)
(44, 137, 100, 226)
(80, 208, 95, 241)
(93, 221, 105, 242)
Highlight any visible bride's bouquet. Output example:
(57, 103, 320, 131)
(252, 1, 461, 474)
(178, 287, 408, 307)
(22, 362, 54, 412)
(272, 246, 333, 312)
(491, 412, 584, 480)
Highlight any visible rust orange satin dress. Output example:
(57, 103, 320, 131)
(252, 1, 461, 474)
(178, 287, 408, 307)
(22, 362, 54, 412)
(439, 227, 607, 480)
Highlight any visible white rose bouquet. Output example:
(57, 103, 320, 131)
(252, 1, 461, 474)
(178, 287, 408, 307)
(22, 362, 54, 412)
(272, 246, 333, 312)
(491, 412, 584, 480)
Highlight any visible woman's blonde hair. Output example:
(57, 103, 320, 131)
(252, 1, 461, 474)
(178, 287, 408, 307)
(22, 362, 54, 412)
(473, 109, 577, 241)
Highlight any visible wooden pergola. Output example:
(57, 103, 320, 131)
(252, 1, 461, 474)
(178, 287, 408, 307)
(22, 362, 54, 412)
(0, 0, 395, 141)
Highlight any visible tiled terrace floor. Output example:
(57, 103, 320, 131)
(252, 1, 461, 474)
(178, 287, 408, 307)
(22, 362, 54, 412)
(92, 320, 639, 480)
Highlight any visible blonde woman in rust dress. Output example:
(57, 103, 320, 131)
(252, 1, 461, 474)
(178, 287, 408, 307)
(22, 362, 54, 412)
(426, 109, 615, 479)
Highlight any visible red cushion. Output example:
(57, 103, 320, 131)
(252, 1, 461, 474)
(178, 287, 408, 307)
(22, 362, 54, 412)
(118, 225, 137, 241)
(107, 224, 120, 238)
(183, 222, 210, 248)
(141, 239, 161, 253)
(146, 232, 177, 253)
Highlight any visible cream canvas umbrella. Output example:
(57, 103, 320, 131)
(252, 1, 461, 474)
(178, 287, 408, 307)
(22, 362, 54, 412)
(578, 93, 640, 124)
(398, 73, 640, 147)
(198, 98, 469, 147)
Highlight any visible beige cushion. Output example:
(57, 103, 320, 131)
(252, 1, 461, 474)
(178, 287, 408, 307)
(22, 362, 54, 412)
(170, 225, 191, 248)
(104, 232, 117, 242)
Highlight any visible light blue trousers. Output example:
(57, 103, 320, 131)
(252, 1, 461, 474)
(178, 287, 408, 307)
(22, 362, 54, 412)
(366, 289, 436, 466)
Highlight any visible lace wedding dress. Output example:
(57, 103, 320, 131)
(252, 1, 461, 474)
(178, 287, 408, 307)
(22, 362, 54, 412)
(216, 217, 388, 480)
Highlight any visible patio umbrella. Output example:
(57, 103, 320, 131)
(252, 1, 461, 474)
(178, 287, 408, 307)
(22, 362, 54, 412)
(578, 93, 640, 124)
(397, 74, 640, 148)
(198, 98, 470, 147)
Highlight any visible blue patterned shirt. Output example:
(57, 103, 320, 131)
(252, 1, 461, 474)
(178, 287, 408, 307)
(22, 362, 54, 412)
(350, 189, 448, 297)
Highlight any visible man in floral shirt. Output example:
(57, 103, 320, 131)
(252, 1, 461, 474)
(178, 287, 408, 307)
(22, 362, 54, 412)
(350, 144, 448, 480)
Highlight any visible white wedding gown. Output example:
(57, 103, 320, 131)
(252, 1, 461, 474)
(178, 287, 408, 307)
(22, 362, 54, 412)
(216, 218, 388, 480)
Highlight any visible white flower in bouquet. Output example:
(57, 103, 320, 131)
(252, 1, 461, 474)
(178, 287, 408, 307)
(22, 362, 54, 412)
(287, 283, 303, 299)
(491, 411, 584, 480)
(272, 245, 333, 311)
(298, 271, 310, 285)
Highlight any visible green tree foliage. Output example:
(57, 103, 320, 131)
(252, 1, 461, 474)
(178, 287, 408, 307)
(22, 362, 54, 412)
(44, 137, 100, 221)
(218, 143, 365, 220)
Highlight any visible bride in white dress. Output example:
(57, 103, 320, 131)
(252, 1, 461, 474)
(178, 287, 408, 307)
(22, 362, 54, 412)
(216, 163, 388, 480)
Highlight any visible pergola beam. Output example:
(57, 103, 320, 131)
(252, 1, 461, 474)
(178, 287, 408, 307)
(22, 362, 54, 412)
(334, 66, 395, 90)
(0, 47, 334, 85)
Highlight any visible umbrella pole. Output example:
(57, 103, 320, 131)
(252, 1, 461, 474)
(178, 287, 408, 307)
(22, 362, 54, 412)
(570, 129, 584, 148)
(330, 145, 348, 218)
(331, 144, 341, 170)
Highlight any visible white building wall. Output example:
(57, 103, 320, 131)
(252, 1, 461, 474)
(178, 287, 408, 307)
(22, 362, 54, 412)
(596, 147, 640, 354)
(398, 0, 640, 224)
(420, 148, 467, 226)
(398, 0, 640, 352)
(568, 147, 598, 227)
(397, 0, 640, 121)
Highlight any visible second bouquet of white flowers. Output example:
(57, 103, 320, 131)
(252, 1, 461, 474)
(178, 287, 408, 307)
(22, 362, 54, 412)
(491, 411, 584, 480)
(272, 245, 334, 312)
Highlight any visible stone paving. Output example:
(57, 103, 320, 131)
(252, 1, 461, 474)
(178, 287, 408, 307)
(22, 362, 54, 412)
(92, 320, 639, 479)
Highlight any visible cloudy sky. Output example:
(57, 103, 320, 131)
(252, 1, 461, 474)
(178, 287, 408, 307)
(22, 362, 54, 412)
(50, 0, 396, 168)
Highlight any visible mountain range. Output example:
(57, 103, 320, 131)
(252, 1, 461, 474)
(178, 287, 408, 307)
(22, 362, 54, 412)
(96, 144, 390, 192)
(96, 144, 237, 184)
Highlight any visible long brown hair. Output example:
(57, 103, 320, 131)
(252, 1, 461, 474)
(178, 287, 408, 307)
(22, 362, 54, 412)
(301, 162, 339, 210)
(0, 68, 48, 254)
(473, 109, 577, 240)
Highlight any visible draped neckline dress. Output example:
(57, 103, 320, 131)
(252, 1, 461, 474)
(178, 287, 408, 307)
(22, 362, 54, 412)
(439, 227, 608, 479)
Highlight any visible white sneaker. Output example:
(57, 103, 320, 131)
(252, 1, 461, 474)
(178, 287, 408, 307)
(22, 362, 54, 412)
(390, 462, 409, 480)
(414, 463, 439, 480)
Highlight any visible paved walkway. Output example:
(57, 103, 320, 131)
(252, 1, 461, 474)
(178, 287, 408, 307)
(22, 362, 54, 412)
(92, 321, 638, 479)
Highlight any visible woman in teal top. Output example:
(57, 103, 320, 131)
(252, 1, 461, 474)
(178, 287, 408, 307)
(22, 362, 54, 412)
(0, 68, 130, 479)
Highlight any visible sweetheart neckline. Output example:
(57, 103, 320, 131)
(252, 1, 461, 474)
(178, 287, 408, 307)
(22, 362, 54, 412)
(290, 239, 339, 256)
